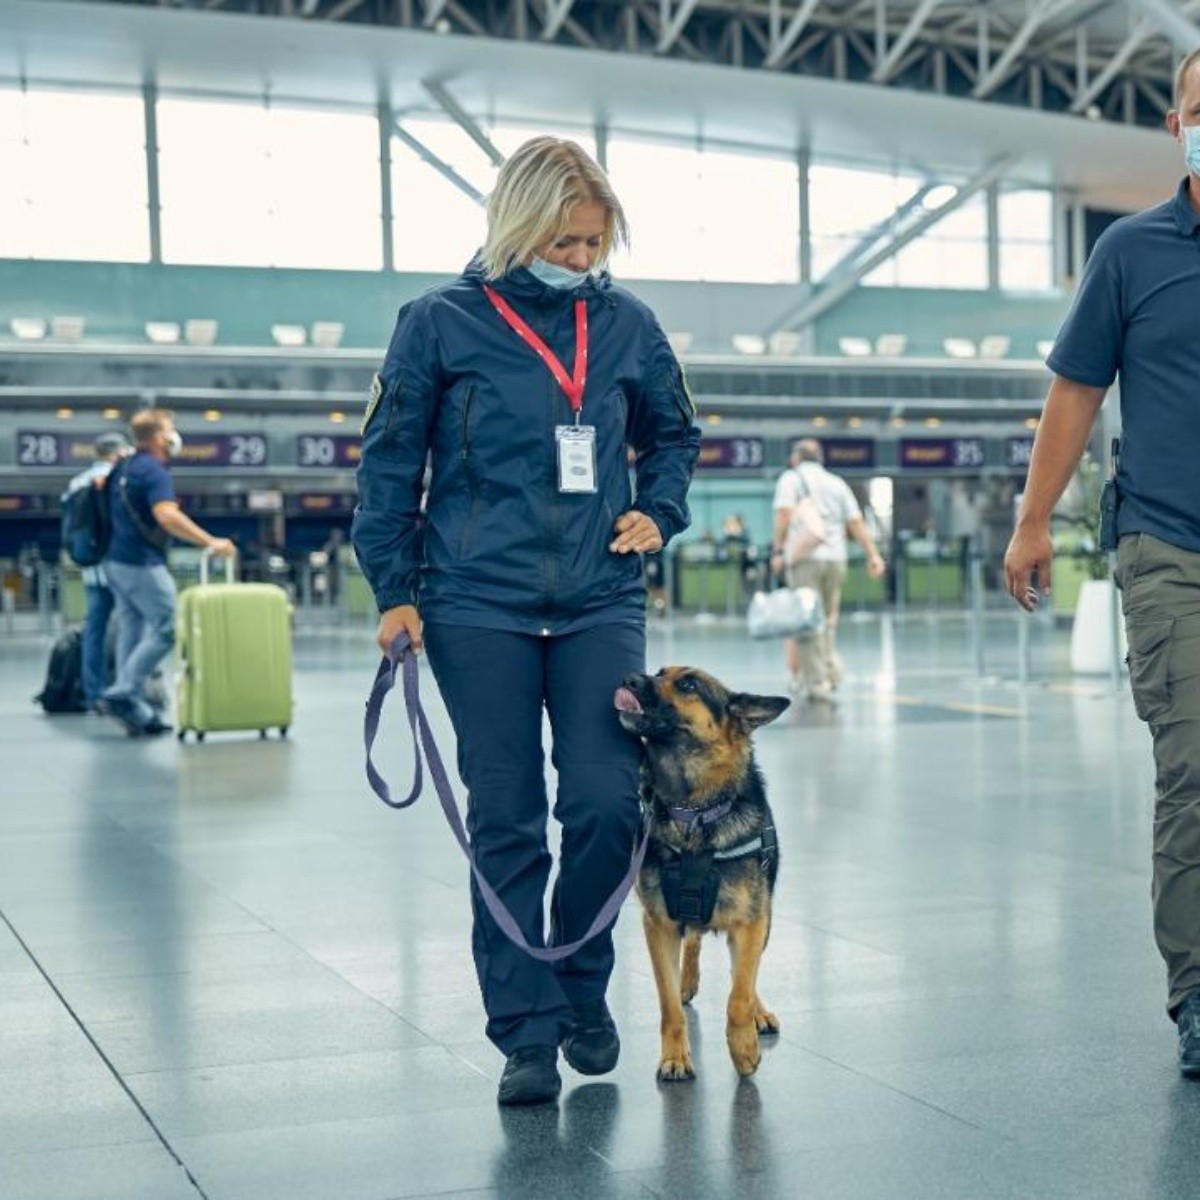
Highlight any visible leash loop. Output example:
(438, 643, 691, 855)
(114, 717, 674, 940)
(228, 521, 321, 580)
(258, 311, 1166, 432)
(364, 633, 649, 963)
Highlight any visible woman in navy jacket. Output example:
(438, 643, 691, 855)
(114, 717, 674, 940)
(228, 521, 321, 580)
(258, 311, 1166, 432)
(354, 137, 700, 1105)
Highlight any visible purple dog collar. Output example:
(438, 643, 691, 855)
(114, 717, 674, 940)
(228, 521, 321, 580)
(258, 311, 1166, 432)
(665, 800, 733, 829)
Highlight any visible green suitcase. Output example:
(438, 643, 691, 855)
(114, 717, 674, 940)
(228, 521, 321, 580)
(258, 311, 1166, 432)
(176, 555, 293, 742)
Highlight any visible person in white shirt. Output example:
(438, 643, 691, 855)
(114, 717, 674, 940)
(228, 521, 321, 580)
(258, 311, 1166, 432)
(770, 440, 885, 701)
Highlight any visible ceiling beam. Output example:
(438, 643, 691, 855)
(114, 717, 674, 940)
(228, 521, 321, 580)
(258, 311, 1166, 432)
(872, 0, 942, 82)
(657, 0, 703, 51)
(765, 0, 823, 68)
(973, 0, 1078, 98)
(540, 0, 576, 40)
(422, 78, 505, 166)
(1127, 0, 1200, 51)
(765, 156, 1015, 336)
(392, 119, 486, 206)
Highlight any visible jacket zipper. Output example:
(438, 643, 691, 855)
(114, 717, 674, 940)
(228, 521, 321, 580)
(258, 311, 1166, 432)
(458, 386, 481, 557)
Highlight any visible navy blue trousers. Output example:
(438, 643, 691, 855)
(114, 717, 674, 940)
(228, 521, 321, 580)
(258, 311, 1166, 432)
(424, 620, 645, 1054)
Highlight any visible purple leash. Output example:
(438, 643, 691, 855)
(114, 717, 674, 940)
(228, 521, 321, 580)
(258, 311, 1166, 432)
(364, 633, 651, 963)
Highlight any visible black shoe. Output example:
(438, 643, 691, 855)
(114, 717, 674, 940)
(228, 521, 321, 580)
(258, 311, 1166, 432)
(561, 999, 620, 1076)
(142, 718, 174, 737)
(97, 697, 143, 737)
(1178, 993, 1200, 1078)
(497, 1046, 561, 1106)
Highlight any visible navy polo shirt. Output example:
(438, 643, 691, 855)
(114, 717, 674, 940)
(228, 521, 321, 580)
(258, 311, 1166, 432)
(108, 452, 175, 566)
(1048, 177, 1200, 553)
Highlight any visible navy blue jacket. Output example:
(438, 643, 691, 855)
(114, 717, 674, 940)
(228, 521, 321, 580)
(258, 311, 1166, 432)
(353, 259, 701, 635)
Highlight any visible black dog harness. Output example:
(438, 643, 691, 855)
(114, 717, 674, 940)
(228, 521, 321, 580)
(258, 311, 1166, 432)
(657, 800, 779, 926)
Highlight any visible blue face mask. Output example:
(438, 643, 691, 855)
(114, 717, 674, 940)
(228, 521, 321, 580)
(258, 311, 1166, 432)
(1186, 125, 1200, 177)
(528, 256, 590, 290)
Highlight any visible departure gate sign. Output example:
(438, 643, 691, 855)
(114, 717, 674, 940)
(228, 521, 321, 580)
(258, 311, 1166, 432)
(296, 435, 362, 470)
(697, 437, 764, 472)
(899, 438, 986, 470)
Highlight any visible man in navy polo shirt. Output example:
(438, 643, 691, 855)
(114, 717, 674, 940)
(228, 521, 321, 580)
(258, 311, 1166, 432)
(100, 409, 234, 737)
(1005, 49, 1200, 1077)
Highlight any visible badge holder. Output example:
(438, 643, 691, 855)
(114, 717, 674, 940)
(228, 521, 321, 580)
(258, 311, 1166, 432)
(556, 423, 597, 494)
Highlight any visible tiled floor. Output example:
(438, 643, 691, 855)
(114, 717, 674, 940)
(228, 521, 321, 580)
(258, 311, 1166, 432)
(1, 611, 1193, 1200)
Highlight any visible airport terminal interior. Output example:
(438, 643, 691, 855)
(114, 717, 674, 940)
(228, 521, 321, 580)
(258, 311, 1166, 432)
(1, 0, 1198, 1196)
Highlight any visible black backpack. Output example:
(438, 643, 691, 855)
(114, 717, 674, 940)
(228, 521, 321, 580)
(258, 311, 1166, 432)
(61, 475, 113, 568)
(34, 628, 88, 714)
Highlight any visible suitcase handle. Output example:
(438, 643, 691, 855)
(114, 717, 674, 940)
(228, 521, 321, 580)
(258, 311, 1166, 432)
(200, 547, 236, 586)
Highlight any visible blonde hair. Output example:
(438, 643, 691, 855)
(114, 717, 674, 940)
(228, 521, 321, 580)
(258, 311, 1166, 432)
(130, 408, 173, 448)
(481, 137, 629, 279)
(1175, 48, 1200, 107)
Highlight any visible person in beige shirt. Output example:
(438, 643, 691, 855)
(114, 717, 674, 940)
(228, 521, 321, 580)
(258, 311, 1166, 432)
(770, 440, 885, 702)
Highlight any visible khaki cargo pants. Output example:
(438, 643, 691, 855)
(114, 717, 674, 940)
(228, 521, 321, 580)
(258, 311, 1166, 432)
(787, 559, 848, 689)
(1116, 532, 1200, 1019)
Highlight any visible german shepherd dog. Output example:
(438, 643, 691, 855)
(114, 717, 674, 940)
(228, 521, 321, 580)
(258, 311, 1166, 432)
(615, 667, 789, 1080)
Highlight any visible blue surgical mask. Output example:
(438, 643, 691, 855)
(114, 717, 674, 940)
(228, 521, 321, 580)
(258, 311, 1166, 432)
(1186, 125, 1200, 177)
(528, 256, 590, 290)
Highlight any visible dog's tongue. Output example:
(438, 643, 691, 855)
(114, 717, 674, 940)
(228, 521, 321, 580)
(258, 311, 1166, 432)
(614, 687, 643, 715)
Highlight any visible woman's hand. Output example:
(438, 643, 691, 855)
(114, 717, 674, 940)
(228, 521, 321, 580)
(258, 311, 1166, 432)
(610, 511, 663, 555)
(376, 604, 423, 655)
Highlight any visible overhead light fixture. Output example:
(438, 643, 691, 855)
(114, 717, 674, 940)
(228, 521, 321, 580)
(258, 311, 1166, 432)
(705, 414, 723, 426)
(847, 416, 864, 429)
(667, 331, 694, 355)
(837, 337, 873, 358)
(925, 417, 942, 428)
(812, 416, 829, 428)
(11, 317, 47, 341)
(1036, 339, 1055, 358)
(943, 337, 977, 359)
(203, 409, 222, 422)
(1024, 417, 1039, 430)
(731, 334, 766, 356)
(145, 321, 181, 345)
(56, 407, 74, 420)
(185, 319, 219, 347)
(102, 407, 121, 421)
(979, 335, 1011, 360)
(271, 324, 307, 348)
(768, 331, 803, 357)
(311, 322, 345, 349)
(875, 334, 908, 357)
(51, 316, 85, 342)
(328, 411, 347, 424)
(890, 416, 907, 428)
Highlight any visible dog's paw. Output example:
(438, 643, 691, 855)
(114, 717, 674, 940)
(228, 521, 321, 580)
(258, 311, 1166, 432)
(754, 1004, 780, 1035)
(727, 1024, 761, 1077)
(657, 1054, 696, 1082)
(680, 981, 699, 1006)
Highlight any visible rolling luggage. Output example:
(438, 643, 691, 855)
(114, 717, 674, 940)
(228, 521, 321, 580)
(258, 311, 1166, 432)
(176, 551, 293, 742)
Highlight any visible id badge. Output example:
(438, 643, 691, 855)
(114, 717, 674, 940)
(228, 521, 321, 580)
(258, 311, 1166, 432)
(556, 425, 597, 494)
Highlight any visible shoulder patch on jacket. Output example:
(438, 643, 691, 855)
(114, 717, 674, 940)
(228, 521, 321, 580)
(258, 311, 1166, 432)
(362, 374, 384, 436)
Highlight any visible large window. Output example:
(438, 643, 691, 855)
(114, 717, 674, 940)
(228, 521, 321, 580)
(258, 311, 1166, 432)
(998, 188, 1054, 292)
(607, 138, 799, 283)
(809, 163, 987, 289)
(157, 97, 382, 270)
(0, 87, 149, 262)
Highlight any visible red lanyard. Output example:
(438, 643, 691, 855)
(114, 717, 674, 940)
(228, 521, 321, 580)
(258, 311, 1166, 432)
(483, 285, 588, 416)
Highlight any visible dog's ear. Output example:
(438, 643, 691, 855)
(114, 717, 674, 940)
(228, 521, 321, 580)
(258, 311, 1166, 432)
(728, 693, 790, 730)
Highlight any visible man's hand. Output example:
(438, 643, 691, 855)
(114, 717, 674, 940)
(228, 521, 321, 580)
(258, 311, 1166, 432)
(208, 538, 236, 558)
(866, 553, 885, 580)
(377, 604, 422, 655)
(610, 511, 663, 555)
(1004, 522, 1053, 612)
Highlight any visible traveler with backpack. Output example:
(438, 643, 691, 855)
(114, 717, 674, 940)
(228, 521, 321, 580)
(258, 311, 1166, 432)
(62, 432, 129, 710)
(771, 439, 885, 703)
(99, 410, 234, 737)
